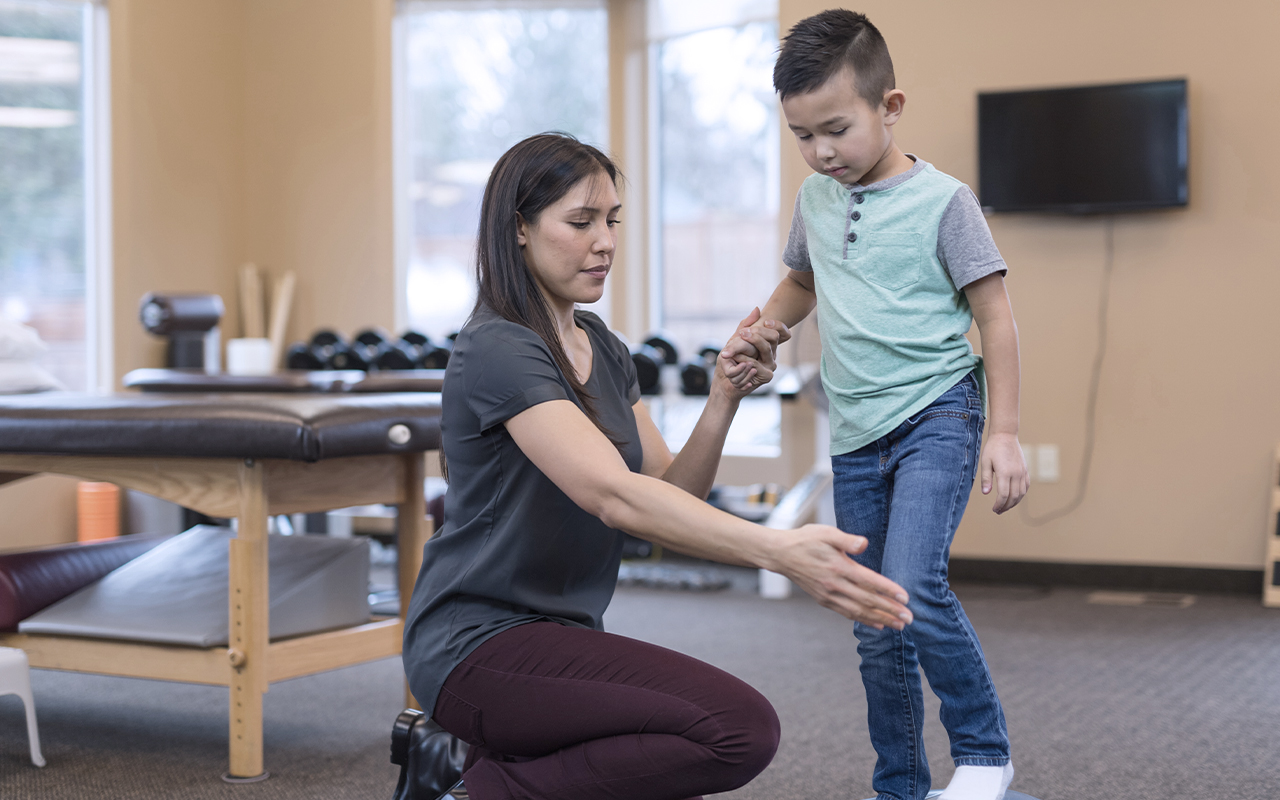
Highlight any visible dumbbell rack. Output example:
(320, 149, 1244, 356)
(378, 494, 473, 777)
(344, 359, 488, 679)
(1265, 444, 1280, 607)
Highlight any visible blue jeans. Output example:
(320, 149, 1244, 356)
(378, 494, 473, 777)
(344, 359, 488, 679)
(832, 373, 1009, 800)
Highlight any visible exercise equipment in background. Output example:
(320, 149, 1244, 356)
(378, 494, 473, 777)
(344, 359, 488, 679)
(630, 344, 664, 395)
(139, 293, 224, 372)
(76, 481, 120, 542)
(285, 341, 325, 370)
(410, 332, 453, 369)
(642, 332, 679, 365)
(283, 329, 456, 372)
(678, 344, 723, 396)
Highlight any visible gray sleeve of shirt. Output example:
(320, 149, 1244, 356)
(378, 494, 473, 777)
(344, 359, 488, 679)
(781, 191, 812, 272)
(937, 186, 1007, 289)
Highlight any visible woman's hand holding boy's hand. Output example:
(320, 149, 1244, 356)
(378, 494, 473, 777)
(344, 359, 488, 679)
(719, 308, 791, 393)
(981, 432, 1029, 514)
(771, 524, 913, 629)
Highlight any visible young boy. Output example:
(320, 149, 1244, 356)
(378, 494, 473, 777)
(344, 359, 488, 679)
(725, 10, 1029, 800)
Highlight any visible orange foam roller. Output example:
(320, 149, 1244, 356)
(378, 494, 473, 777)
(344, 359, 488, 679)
(77, 482, 120, 542)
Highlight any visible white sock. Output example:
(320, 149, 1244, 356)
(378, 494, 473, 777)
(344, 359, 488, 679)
(938, 762, 1014, 800)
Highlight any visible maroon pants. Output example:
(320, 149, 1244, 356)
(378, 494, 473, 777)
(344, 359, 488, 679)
(432, 621, 780, 800)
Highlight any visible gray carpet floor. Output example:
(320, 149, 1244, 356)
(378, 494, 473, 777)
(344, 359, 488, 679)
(2, 576, 1279, 799)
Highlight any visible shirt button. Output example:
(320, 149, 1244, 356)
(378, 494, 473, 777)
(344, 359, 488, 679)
(854, 193, 865, 204)
(847, 231, 857, 243)
(852, 210, 862, 221)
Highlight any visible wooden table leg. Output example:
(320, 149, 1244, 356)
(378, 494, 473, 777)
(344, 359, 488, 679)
(398, 452, 431, 710)
(227, 459, 270, 780)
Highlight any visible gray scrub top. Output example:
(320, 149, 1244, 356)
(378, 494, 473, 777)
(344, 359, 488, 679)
(403, 306, 644, 713)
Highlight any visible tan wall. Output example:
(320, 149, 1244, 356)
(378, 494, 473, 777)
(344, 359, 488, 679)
(110, 0, 248, 380)
(0, 476, 82, 551)
(780, 0, 1280, 569)
(242, 0, 395, 345)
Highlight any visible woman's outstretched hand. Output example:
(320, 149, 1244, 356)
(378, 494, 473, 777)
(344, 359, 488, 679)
(772, 525, 913, 629)
(718, 308, 791, 395)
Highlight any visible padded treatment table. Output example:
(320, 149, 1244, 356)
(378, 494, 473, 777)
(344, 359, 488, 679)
(123, 367, 446, 394)
(0, 391, 441, 780)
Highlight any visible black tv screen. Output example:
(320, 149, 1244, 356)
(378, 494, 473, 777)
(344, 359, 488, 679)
(978, 79, 1188, 214)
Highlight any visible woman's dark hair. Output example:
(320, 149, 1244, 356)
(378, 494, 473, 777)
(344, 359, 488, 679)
(472, 132, 621, 443)
(774, 9, 894, 107)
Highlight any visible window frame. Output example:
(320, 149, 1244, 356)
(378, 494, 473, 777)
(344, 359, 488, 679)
(391, 0, 612, 336)
(0, 0, 112, 392)
(645, 6, 780, 339)
(82, 0, 111, 393)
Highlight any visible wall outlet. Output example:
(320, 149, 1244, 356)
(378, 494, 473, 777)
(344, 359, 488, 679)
(1036, 444, 1060, 483)
(1021, 444, 1037, 481)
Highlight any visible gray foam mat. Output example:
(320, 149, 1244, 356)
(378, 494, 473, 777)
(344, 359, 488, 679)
(20, 525, 369, 647)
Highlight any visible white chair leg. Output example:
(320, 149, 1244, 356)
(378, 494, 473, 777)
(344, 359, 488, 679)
(0, 648, 45, 768)
(19, 682, 45, 768)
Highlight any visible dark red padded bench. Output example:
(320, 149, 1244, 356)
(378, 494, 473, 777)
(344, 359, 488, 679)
(0, 391, 441, 780)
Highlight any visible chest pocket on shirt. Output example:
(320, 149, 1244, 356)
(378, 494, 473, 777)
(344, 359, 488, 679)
(852, 232, 923, 291)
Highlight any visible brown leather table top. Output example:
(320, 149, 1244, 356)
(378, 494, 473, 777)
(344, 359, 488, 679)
(122, 368, 446, 394)
(0, 392, 441, 461)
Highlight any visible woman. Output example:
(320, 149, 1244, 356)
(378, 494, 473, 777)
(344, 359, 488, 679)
(402, 133, 912, 800)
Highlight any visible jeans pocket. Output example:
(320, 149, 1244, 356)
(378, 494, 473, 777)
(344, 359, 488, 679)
(906, 407, 969, 426)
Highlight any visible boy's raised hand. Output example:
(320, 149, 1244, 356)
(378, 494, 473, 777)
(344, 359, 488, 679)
(980, 432, 1029, 514)
(719, 308, 791, 393)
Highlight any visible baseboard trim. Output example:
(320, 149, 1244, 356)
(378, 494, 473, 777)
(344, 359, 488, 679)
(948, 558, 1263, 595)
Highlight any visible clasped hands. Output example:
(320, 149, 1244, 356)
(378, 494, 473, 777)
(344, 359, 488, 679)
(715, 307, 791, 397)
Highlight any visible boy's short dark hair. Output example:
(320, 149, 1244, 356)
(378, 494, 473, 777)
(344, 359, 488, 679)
(774, 9, 894, 107)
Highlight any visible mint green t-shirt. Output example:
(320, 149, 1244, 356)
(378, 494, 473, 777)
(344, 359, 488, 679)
(782, 157, 1007, 455)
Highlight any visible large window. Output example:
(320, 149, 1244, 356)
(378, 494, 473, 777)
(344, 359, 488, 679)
(0, 0, 107, 392)
(650, 0, 779, 353)
(395, 0, 609, 341)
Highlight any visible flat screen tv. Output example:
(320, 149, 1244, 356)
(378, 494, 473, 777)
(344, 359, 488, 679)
(977, 79, 1188, 214)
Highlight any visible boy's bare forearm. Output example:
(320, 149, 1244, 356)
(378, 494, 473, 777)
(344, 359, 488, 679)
(722, 270, 816, 369)
(979, 315, 1021, 435)
(965, 273, 1021, 435)
(761, 270, 817, 328)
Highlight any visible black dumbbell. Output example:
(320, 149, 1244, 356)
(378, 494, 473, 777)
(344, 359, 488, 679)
(310, 329, 346, 364)
(309, 329, 370, 370)
(375, 340, 418, 370)
(353, 328, 389, 348)
(630, 344, 664, 395)
(351, 328, 393, 368)
(393, 330, 451, 370)
(680, 360, 712, 395)
(327, 343, 370, 371)
(680, 342, 732, 396)
(285, 342, 325, 370)
(391, 330, 427, 366)
(643, 332, 679, 365)
(401, 330, 430, 348)
(418, 339, 452, 369)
